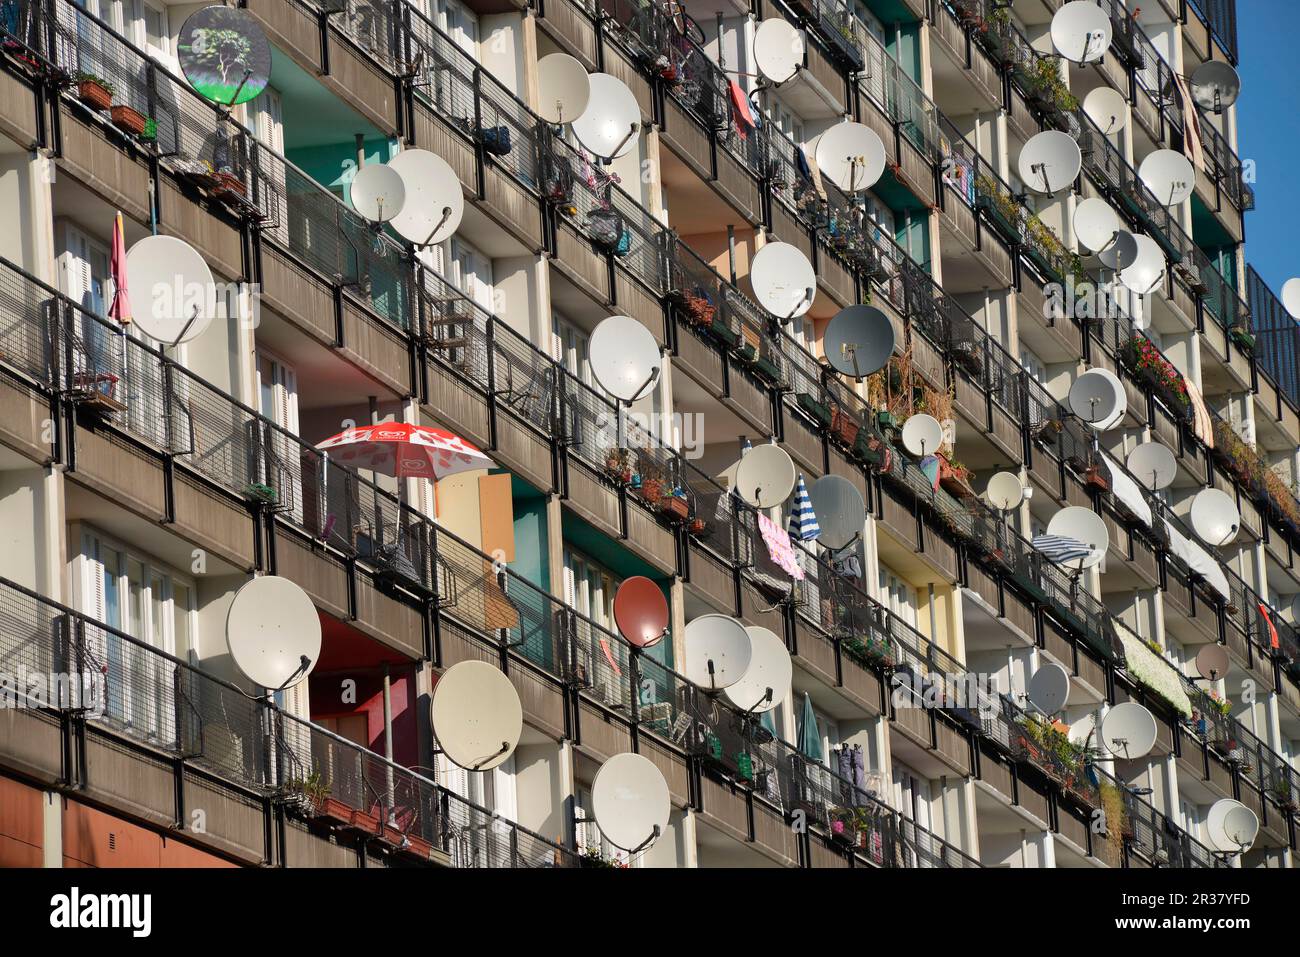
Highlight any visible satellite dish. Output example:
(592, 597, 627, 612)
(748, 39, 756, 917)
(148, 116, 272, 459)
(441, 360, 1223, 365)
(823, 306, 895, 379)
(901, 414, 944, 457)
(1098, 230, 1140, 272)
(723, 626, 792, 714)
(1100, 701, 1158, 759)
(613, 576, 668, 649)
(1018, 130, 1083, 194)
(1068, 368, 1126, 428)
(387, 149, 464, 246)
(1190, 60, 1241, 113)
(1083, 86, 1129, 135)
(807, 474, 865, 550)
(1139, 149, 1196, 206)
(1126, 443, 1177, 490)
(591, 752, 671, 852)
(1195, 643, 1230, 681)
(1073, 197, 1121, 252)
(226, 576, 321, 690)
(684, 614, 753, 691)
(815, 121, 886, 193)
(754, 18, 804, 84)
(125, 235, 216, 345)
(430, 660, 522, 771)
(536, 53, 591, 124)
(1281, 278, 1300, 320)
(734, 444, 796, 508)
(1118, 234, 1166, 295)
(349, 163, 406, 224)
(1051, 1, 1113, 64)
(178, 6, 271, 106)
(1206, 798, 1259, 853)
(986, 471, 1025, 511)
(750, 242, 815, 320)
(1027, 663, 1071, 716)
(1189, 487, 1240, 547)
(589, 315, 661, 402)
(1047, 505, 1110, 568)
(572, 73, 641, 159)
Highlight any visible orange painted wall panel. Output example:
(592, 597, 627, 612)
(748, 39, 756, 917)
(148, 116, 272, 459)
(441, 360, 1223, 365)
(0, 776, 44, 852)
(62, 801, 163, 868)
(160, 835, 238, 868)
(0, 834, 42, 867)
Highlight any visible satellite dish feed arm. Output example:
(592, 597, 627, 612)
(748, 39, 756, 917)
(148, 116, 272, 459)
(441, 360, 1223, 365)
(631, 824, 662, 854)
(471, 741, 511, 771)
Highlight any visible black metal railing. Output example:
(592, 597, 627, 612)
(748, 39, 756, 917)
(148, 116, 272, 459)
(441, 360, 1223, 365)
(1094, 766, 1224, 868)
(1248, 265, 1300, 410)
(1186, 0, 1238, 64)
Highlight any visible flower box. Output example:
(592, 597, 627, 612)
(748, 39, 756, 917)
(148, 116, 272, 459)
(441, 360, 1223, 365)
(76, 78, 112, 111)
(830, 407, 860, 446)
(311, 796, 356, 827)
(661, 494, 690, 522)
(1084, 463, 1110, 491)
(213, 171, 247, 197)
(110, 104, 147, 136)
(350, 807, 382, 835)
(939, 460, 975, 498)
(798, 392, 834, 429)
(243, 483, 278, 505)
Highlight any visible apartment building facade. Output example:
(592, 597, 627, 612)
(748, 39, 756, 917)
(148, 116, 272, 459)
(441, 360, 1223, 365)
(0, 0, 1295, 869)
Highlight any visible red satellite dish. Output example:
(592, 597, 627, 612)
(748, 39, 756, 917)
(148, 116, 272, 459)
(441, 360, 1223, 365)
(613, 576, 668, 648)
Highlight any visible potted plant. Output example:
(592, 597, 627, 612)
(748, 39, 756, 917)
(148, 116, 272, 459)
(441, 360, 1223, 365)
(638, 476, 666, 508)
(243, 482, 278, 505)
(938, 457, 974, 498)
(604, 448, 634, 485)
(1229, 326, 1255, 354)
(581, 847, 629, 868)
(74, 72, 114, 111)
(661, 487, 690, 522)
(110, 102, 148, 136)
(1084, 462, 1110, 490)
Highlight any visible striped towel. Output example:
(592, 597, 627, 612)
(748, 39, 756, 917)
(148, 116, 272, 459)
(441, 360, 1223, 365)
(1031, 534, 1093, 565)
(788, 473, 820, 541)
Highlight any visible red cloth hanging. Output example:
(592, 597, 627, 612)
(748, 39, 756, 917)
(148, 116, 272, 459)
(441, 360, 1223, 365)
(1258, 603, 1280, 649)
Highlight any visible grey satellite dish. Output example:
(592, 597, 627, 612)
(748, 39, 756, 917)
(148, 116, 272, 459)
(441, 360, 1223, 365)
(589, 315, 661, 403)
(750, 242, 815, 320)
(754, 18, 804, 84)
(901, 413, 943, 457)
(735, 443, 797, 508)
(1027, 663, 1071, 716)
(1206, 798, 1258, 853)
(986, 471, 1025, 511)
(1073, 197, 1121, 252)
(1051, 1, 1113, 64)
(723, 626, 792, 714)
(1190, 487, 1240, 547)
(1118, 234, 1166, 295)
(572, 73, 641, 159)
(1139, 149, 1195, 206)
(1098, 230, 1140, 272)
(125, 235, 217, 346)
(684, 614, 753, 690)
(226, 576, 321, 691)
(537, 53, 591, 124)
(1195, 643, 1230, 681)
(350, 163, 406, 224)
(1126, 443, 1177, 490)
(808, 474, 865, 550)
(1018, 130, 1082, 194)
(1047, 506, 1110, 568)
(431, 660, 522, 772)
(815, 121, 886, 193)
(1083, 86, 1129, 136)
(591, 752, 671, 852)
(1069, 368, 1126, 428)
(823, 305, 895, 379)
(1100, 701, 1158, 759)
(387, 148, 464, 246)
(1281, 278, 1300, 320)
(1190, 60, 1241, 114)
(178, 6, 271, 107)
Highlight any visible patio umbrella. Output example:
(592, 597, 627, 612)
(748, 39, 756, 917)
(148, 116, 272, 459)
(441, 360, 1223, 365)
(787, 473, 820, 542)
(108, 211, 131, 324)
(1030, 534, 1092, 565)
(316, 422, 494, 482)
(797, 691, 823, 762)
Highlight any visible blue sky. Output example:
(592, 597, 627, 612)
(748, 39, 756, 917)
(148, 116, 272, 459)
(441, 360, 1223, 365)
(1238, 1, 1300, 293)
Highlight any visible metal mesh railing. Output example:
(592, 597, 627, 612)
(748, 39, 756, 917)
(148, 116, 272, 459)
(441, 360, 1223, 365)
(1093, 766, 1223, 868)
(1248, 264, 1300, 410)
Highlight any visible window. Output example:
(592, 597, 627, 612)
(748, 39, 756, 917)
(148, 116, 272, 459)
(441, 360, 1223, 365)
(140, 0, 169, 62)
(436, 0, 479, 58)
(877, 565, 918, 630)
(551, 312, 595, 389)
(562, 547, 621, 631)
(1019, 346, 1047, 385)
(450, 237, 494, 312)
(256, 352, 304, 525)
(768, 98, 804, 146)
(562, 547, 632, 707)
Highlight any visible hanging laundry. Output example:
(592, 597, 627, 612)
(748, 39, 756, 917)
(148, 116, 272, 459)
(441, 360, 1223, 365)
(918, 454, 941, 491)
(1259, 603, 1280, 649)
(728, 80, 756, 139)
(1183, 378, 1214, 448)
(832, 551, 863, 580)
(758, 512, 805, 581)
(1172, 71, 1204, 170)
(801, 142, 826, 200)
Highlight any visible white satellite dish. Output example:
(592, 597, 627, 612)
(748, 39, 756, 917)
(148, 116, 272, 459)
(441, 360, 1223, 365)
(1206, 798, 1258, 853)
(1190, 60, 1241, 114)
(226, 576, 321, 690)
(807, 474, 865, 550)
(1189, 487, 1240, 547)
(1051, 1, 1113, 64)
(1073, 197, 1121, 252)
(125, 235, 217, 345)
(815, 121, 886, 193)
(901, 414, 944, 458)
(754, 18, 804, 84)
(986, 471, 1025, 511)
(572, 73, 641, 159)
(536, 53, 591, 124)
(1098, 230, 1140, 272)
(1281, 278, 1300, 320)
(723, 626, 792, 714)
(1195, 643, 1230, 681)
(1100, 701, 1158, 759)
(823, 306, 895, 379)
(1118, 234, 1166, 295)
(1069, 368, 1126, 429)
(684, 614, 753, 691)
(591, 752, 671, 852)
(1083, 85, 1129, 135)
(1139, 149, 1196, 206)
(1047, 505, 1110, 568)
(1018, 130, 1082, 194)
(387, 149, 464, 246)
(349, 162, 406, 224)
(431, 660, 522, 771)
(734, 443, 797, 508)
(1126, 443, 1177, 490)
(750, 242, 815, 320)
(1027, 663, 1071, 716)
(589, 315, 661, 403)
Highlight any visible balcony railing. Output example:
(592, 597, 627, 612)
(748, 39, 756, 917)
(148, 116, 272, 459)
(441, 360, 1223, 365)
(1248, 264, 1300, 410)
(1186, 0, 1239, 64)
(1094, 766, 1224, 867)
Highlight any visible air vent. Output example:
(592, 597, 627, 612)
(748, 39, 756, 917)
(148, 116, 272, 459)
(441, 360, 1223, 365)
(108, 832, 116, 852)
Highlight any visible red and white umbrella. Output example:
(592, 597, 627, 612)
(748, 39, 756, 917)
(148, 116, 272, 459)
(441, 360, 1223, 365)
(316, 422, 493, 480)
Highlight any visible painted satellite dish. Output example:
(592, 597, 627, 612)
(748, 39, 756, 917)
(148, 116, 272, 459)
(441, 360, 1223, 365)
(179, 6, 272, 107)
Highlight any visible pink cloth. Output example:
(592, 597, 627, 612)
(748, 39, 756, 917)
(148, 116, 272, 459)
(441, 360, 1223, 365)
(108, 211, 131, 324)
(758, 512, 805, 581)
(1172, 71, 1204, 171)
